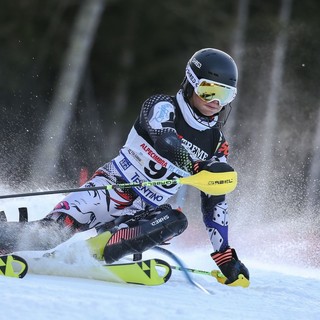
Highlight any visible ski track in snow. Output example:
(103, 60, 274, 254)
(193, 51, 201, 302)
(2, 260, 320, 320)
(0, 192, 320, 320)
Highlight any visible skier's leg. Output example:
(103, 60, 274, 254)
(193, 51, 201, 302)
(102, 205, 188, 263)
(0, 163, 141, 253)
(0, 213, 80, 253)
(202, 194, 249, 283)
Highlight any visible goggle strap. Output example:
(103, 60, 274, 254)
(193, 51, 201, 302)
(185, 64, 200, 88)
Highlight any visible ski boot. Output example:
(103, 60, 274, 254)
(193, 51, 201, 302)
(211, 247, 250, 287)
(88, 205, 188, 264)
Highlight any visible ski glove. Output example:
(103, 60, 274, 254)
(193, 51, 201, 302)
(193, 159, 234, 174)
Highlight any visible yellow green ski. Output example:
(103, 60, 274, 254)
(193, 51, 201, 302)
(29, 254, 171, 286)
(0, 254, 28, 279)
(102, 258, 172, 285)
(211, 269, 250, 288)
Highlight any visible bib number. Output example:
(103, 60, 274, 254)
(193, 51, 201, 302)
(144, 161, 182, 189)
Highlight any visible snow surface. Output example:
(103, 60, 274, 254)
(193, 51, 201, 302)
(0, 191, 320, 320)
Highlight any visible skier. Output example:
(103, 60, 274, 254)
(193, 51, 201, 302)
(1, 48, 249, 285)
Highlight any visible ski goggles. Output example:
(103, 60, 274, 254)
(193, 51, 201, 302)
(195, 79, 237, 106)
(186, 64, 237, 106)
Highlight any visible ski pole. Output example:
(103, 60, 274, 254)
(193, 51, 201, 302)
(0, 170, 237, 200)
(171, 264, 250, 288)
(170, 265, 213, 277)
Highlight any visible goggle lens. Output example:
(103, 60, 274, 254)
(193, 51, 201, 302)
(195, 80, 236, 106)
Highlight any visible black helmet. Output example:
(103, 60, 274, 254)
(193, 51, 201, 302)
(179, 48, 238, 129)
(182, 48, 238, 99)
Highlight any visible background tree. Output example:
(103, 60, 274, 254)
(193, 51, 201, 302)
(0, 0, 319, 217)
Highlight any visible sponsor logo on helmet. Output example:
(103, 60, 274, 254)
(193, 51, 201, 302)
(186, 66, 198, 86)
(191, 57, 202, 68)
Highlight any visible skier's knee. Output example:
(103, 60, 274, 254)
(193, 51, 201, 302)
(103, 208, 188, 263)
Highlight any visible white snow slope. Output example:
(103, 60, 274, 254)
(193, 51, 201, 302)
(0, 193, 319, 320)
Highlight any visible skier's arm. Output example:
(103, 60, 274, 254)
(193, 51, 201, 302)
(196, 131, 233, 252)
(139, 96, 194, 173)
(154, 131, 194, 173)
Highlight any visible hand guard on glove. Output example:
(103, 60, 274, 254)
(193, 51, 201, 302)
(193, 159, 234, 174)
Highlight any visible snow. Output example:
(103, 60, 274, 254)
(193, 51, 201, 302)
(1, 191, 320, 320)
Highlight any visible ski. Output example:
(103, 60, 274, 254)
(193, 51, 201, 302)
(0, 254, 28, 279)
(27, 254, 171, 286)
(100, 258, 172, 286)
(211, 269, 250, 288)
